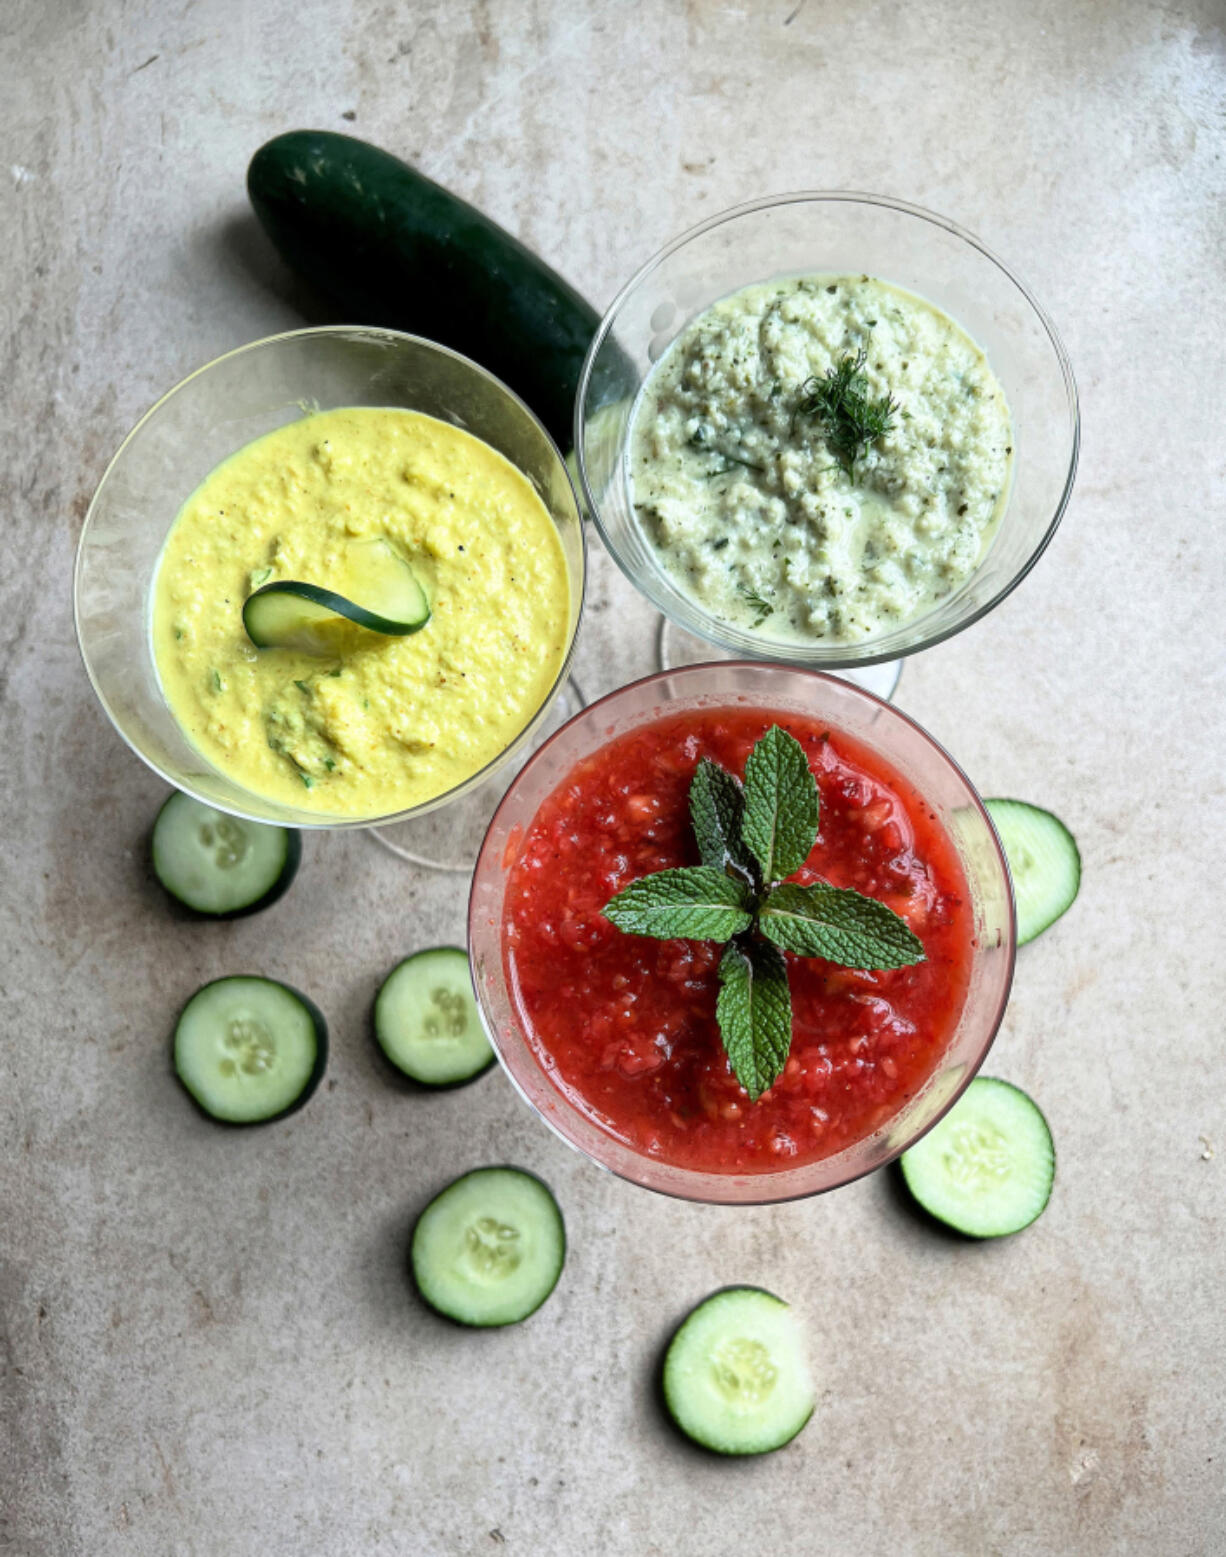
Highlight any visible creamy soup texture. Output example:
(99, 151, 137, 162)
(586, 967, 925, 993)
(629, 275, 1014, 645)
(153, 407, 570, 817)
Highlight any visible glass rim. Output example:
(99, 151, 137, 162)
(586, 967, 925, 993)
(73, 324, 588, 831)
(469, 660, 1018, 1205)
(575, 188, 1080, 670)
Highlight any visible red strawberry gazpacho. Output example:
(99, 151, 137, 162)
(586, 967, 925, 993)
(502, 706, 975, 1174)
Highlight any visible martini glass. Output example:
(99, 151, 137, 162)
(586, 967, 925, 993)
(74, 328, 586, 871)
(575, 192, 1078, 698)
(469, 662, 1015, 1204)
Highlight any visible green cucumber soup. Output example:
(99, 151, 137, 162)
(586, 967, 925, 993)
(629, 275, 1014, 646)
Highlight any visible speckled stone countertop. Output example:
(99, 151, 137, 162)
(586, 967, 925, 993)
(3, 2, 1224, 1552)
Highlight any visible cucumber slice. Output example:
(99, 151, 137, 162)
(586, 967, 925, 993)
(173, 976, 327, 1125)
(374, 947, 494, 1087)
(984, 797, 1080, 945)
(243, 538, 429, 652)
(151, 791, 301, 917)
(410, 1167, 565, 1327)
(662, 1287, 814, 1456)
(899, 1076, 1055, 1238)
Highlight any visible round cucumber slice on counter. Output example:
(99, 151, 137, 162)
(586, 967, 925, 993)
(410, 1167, 565, 1327)
(173, 976, 327, 1125)
(151, 791, 301, 917)
(662, 1287, 815, 1456)
(899, 1076, 1055, 1238)
(984, 797, 1080, 945)
(243, 537, 429, 652)
(374, 947, 494, 1087)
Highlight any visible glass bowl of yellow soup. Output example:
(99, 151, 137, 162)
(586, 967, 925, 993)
(75, 328, 586, 828)
(576, 193, 1078, 674)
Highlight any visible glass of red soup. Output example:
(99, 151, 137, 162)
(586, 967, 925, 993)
(469, 664, 1014, 1203)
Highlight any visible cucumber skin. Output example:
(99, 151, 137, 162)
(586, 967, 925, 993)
(150, 797, 302, 920)
(371, 1043, 495, 1092)
(372, 948, 494, 1091)
(984, 797, 1081, 946)
(171, 976, 328, 1127)
(370, 1005, 496, 1092)
(243, 580, 430, 649)
(662, 1287, 814, 1457)
(898, 1077, 1056, 1239)
(373, 1052, 495, 1092)
(247, 131, 600, 451)
(410, 1165, 566, 1328)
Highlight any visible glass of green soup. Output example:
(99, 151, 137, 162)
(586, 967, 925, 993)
(75, 328, 586, 861)
(575, 193, 1078, 695)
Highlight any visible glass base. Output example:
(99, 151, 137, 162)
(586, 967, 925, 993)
(656, 618, 903, 702)
(369, 678, 587, 872)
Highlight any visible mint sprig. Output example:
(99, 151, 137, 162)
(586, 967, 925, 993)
(602, 866, 752, 942)
(716, 941, 792, 1102)
(742, 724, 822, 882)
(689, 758, 755, 878)
(601, 725, 924, 1101)
(759, 881, 924, 969)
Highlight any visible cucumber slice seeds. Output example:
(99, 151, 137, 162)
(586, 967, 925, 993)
(411, 1168, 565, 1327)
(151, 791, 300, 917)
(374, 948, 494, 1087)
(899, 1076, 1055, 1238)
(244, 537, 429, 653)
(985, 797, 1080, 946)
(173, 976, 327, 1125)
(662, 1287, 815, 1456)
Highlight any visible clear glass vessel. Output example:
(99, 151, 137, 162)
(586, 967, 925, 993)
(576, 192, 1078, 677)
(469, 663, 1015, 1205)
(74, 327, 586, 840)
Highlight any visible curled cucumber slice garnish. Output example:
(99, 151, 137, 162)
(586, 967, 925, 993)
(243, 539, 430, 653)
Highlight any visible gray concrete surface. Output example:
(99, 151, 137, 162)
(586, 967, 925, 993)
(3, 1, 1224, 1552)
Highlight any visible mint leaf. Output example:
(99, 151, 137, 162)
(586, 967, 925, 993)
(741, 726, 820, 883)
(689, 758, 755, 878)
(716, 939, 793, 1101)
(603, 866, 752, 942)
(759, 881, 924, 968)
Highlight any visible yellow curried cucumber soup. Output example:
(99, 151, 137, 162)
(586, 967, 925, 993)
(630, 275, 1014, 646)
(153, 406, 570, 817)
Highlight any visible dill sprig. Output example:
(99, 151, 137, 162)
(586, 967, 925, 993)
(792, 348, 898, 481)
(735, 581, 774, 628)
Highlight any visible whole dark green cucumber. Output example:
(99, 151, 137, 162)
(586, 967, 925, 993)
(248, 130, 606, 450)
